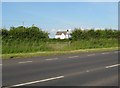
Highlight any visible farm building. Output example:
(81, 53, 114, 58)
(55, 30, 70, 39)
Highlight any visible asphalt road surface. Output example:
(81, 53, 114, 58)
(2, 50, 119, 87)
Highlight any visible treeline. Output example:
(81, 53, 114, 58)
(1, 26, 120, 41)
(71, 28, 120, 40)
(1, 26, 49, 41)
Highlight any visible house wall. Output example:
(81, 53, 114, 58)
(55, 33, 67, 39)
(60, 33, 66, 39)
(66, 32, 69, 39)
(55, 35, 61, 39)
(55, 32, 70, 39)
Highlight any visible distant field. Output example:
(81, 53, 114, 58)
(2, 38, 118, 54)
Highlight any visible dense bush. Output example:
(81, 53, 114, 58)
(71, 28, 119, 40)
(1, 26, 49, 41)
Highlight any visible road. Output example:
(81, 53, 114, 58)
(2, 50, 119, 87)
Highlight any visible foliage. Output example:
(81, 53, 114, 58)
(1, 26, 119, 54)
(1, 26, 49, 41)
(2, 38, 118, 54)
(71, 28, 119, 40)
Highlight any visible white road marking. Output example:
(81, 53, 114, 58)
(18, 61, 33, 64)
(105, 64, 120, 68)
(114, 51, 118, 53)
(86, 70, 90, 72)
(68, 56, 79, 58)
(87, 54, 95, 56)
(45, 58, 58, 61)
(101, 52, 109, 55)
(9, 76, 64, 87)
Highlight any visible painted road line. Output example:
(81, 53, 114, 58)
(86, 70, 90, 72)
(9, 76, 64, 87)
(18, 61, 33, 64)
(87, 54, 95, 56)
(45, 58, 58, 61)
(105, 64, 120, 68)
(68, 56, 79, 58)
(114, 51, 118, 53)
(101, 52, 109, 55)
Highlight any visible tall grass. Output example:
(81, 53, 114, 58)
(2, 38, 118, 54)
(3, 40, 50, 54)
(63, 38, 118, 51)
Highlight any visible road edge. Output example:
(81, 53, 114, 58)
(2, 47, 119, 59)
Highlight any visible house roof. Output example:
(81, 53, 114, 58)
(56, 31, 67, 35)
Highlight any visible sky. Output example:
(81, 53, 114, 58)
(1, 0, 120, 2)
(2, 2, 118, 38)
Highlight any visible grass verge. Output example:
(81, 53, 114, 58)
(2, 47, 118, 59)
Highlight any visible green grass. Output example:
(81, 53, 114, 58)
(2, 47, 118, 59)
(2, 38, 118, 54)
(62, 38, 118, 51)
(2, 38, 118, 59)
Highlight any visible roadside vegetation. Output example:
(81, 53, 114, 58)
(1, 26, 119, 58)
(2, 38, 118, 54)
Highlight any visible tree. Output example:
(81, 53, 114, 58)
(71, 28, 119, 40)
(2, 26, 49, 41)
(70, 28, 83, 40)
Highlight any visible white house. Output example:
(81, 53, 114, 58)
(55, 30, 70, 39)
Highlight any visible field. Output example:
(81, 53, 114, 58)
(2, 38, 118, 54)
